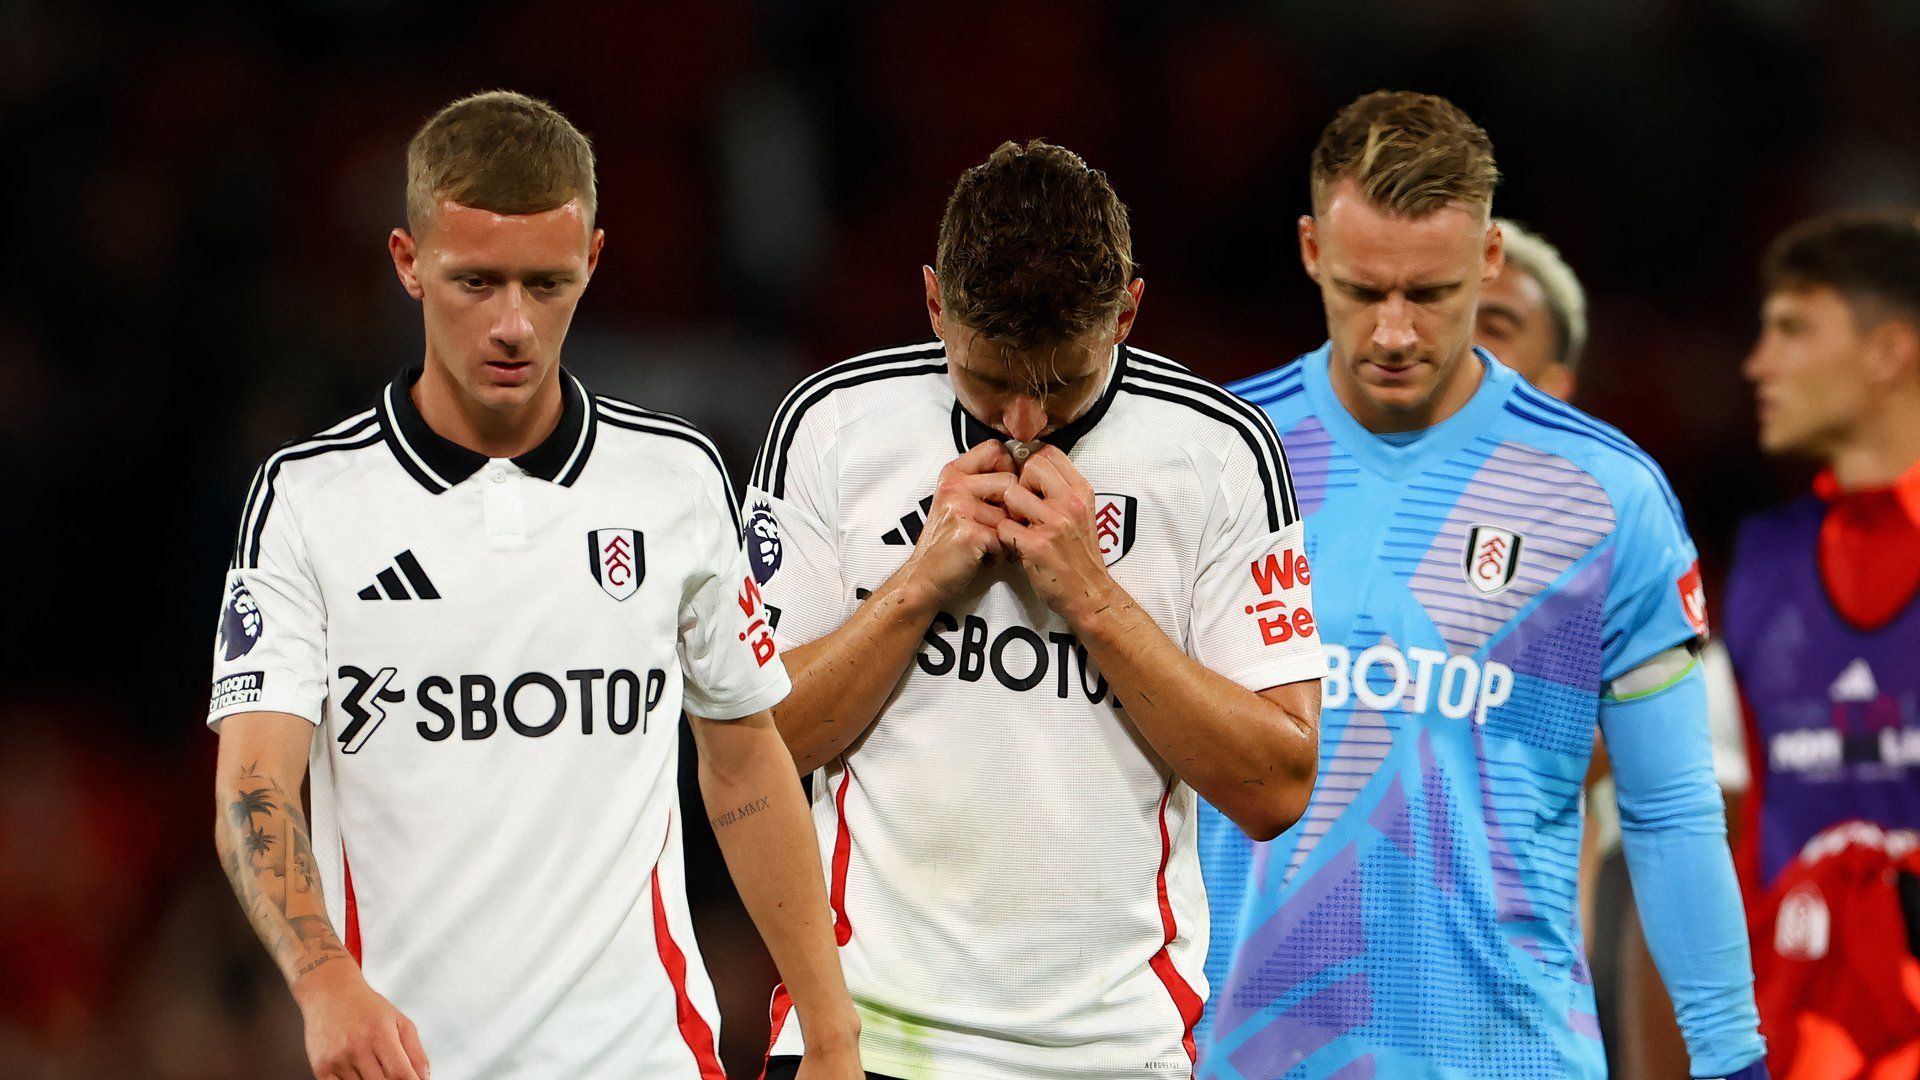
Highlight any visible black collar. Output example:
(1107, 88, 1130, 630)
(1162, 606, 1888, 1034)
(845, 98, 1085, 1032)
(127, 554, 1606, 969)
(380, 366, 598, 493)
(949, 343, 1129, 456)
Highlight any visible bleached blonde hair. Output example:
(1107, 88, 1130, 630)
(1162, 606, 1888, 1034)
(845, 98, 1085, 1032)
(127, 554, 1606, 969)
(1496, 219, 1589, 369)
(1310, 90, 1499, 217)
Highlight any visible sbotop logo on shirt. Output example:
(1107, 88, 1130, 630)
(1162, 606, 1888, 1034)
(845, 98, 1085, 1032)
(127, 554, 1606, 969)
(219, 578, 264, 660)
(848, 587, 1115, 701)
(746, 500, 783, 584)
(1322, 642, 1515, 725)
(1246, 548, 1316, 646)
(333, 663, 671, 750)
(587, 528, 645, 601)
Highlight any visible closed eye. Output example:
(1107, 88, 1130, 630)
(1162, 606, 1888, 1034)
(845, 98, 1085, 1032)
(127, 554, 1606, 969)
(1407, 284, 1460, 304)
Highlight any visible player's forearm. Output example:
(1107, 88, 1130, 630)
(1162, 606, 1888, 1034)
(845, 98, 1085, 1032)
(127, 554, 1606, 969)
(214, 766, 355, 992)
(1604, 667, 1766, 1076)
(1619, 810, 1764, 1076)
(698, 716, 861, 1050)
(775, 566, 940, 773)
(1070, 581, 1319, 840)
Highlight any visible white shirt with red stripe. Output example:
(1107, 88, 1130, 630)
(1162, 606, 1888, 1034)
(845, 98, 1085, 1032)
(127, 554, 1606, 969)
(745, 343, 1323, 1079)
(207, 368, 788, 1080)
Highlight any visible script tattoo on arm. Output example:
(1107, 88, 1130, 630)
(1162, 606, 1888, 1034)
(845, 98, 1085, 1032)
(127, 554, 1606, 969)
(710, 795, 772, 832)
(216, 761, 352, 985)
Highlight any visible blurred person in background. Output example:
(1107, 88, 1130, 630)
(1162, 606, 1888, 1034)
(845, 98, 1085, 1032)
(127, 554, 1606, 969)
(206, 90, 859, 1080)
(1475, 218, 1587, 402)
(1730, 208, 1920, 1078)
(747, 139, 1323, 1080)
(1202, 90, 1765, 1080)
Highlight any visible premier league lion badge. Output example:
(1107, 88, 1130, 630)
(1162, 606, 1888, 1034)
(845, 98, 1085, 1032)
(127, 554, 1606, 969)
(587, 528, 645, 601)
(219, 578, 264, 660)
(746, 500, 782, 584)
(1463, 524, 1523, 595)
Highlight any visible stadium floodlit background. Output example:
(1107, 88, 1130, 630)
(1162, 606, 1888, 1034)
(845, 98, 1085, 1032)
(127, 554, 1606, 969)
(3, 1, 1918, 1076)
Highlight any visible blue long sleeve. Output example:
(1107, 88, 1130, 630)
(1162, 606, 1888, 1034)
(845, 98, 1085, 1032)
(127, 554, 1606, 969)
(1601, 662, 1766, 1077)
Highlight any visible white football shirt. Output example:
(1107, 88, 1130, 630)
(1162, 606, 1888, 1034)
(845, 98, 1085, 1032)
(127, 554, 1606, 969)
(208, 367, 788, 1080)
(745, 342, 1323, 1079)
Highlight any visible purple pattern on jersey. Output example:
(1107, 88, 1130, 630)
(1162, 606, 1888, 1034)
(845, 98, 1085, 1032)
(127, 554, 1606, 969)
(1486, 550, 1610, 688)
(1483, 549, 1612, 760)
(1223, 844, 1365, 1032)
(1226, 971, 1371, 1078)
(1418, 732, 1456, 894)
(1406, 441, 1613, 656)
(1475, 725, 1536, 925)
(1369, 774, 1413, 860)
(1726, 497, 1920, 885)
(1285, 704, 1394, 882)
(1325, 1056, 1376, 1080)
(1569, 1008, 1603, 1040)
(1281, 416, 1356, 518)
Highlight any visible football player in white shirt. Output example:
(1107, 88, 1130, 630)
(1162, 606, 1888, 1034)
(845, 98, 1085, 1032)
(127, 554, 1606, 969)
(209, 91, 860, 1080)
(749, 141, 1324, 1080)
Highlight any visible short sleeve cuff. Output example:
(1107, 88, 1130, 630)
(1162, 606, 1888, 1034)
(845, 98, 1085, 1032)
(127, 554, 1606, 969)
(682, 664, 792, 722)
(206, 685, 324, 732)
(1220, 647, 1328, 694)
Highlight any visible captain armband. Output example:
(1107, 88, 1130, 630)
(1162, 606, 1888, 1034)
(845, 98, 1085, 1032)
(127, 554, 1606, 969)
(1605, 643, 1701, 702)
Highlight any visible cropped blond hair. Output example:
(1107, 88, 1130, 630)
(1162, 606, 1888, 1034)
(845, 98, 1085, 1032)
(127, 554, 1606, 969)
(405, 90, 596, 233)
(1496, 219, 1589, 369)
(1310, 90, 1499, 217)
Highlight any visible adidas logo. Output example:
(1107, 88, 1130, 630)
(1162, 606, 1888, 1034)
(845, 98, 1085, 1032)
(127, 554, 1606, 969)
(1829, 658, 1879, 703)
(356, 550, 441, 601)
(881, 496, 936, 546)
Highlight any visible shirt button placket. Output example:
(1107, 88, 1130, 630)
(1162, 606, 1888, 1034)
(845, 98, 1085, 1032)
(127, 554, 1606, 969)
(482, 462, 528, 547)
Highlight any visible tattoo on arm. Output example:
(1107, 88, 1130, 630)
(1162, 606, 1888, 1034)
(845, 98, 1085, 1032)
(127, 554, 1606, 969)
(217, 761, 352, 985)
(710, 795, 772, 832)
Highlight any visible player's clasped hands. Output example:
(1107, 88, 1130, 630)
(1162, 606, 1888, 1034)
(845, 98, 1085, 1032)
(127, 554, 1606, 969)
(997, 444, 1116, 622)
(906, 439, 1116, 622)
(905, 439, 1020, 600)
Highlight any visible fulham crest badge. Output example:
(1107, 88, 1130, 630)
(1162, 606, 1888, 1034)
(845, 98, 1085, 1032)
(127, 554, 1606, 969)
(1463, 524, 1523, 595)
(1093, 493, 1138, 567)
(588, 528, 645, 601)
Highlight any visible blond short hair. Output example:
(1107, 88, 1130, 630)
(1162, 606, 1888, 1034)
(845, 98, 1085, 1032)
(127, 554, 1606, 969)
(405, 90, 596, 233)
(1310, 90, 1499, 217)
(1496, 219, 1589, 369)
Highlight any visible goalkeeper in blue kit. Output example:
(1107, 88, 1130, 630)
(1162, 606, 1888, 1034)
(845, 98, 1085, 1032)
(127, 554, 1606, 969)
(1196, 91, 1767, 1079)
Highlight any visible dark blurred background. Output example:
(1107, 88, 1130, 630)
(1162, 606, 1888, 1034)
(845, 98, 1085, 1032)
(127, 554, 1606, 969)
(4, 1, 1919, 1076)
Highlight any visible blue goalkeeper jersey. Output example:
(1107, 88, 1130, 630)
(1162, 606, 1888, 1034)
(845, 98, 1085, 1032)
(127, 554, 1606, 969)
(1199, 345, 1717, 1079)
